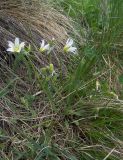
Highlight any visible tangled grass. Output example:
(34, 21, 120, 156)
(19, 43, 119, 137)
(1, 0, 123, 160)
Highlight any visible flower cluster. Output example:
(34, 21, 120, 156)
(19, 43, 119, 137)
(7, 37, 77, 54)
(7, 37, 77, 77)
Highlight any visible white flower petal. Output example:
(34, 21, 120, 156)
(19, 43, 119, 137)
(8, 41, 14, 48)
(69, 47, 77, 53)
(20, 42, 25, 48)
(15, 38, 20, 45)
(7, 48, 14, 52)
(66, 38, 70, 44)
(66, 38, 73, 47)
(41, 40, 45, 48)
(51, 70, 55, 76)
(44, 44, 50, 50)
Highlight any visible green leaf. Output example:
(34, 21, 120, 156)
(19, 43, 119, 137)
(118, 74, 123, 84)
(0, 78, 18, 98)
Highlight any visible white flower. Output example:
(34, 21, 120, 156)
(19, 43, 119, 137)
(7, 38, 25, 53)
(63, 38, 77, 54)
(39, 40, 50, 52)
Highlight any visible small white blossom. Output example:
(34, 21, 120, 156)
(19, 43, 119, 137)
(39, 40, 50, 52)
(7, 38, 25, 53)
(63, 38, 77, 54)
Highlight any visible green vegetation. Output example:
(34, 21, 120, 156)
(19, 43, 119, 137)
(1, 0, 123, 159)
